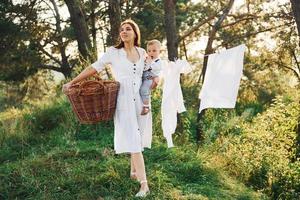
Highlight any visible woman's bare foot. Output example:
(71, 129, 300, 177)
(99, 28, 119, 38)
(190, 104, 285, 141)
(135, 180, 150, 197)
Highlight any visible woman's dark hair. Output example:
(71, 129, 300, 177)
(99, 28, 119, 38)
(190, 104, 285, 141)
(115, 19, 141, 49)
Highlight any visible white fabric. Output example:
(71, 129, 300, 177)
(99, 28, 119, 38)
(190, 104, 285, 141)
(144, 59, 162, 76)
(199, 44, 246, 113)
(161, 59, 192, 147)
(92, 46, 152, 154)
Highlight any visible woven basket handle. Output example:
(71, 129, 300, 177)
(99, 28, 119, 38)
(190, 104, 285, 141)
(92, 74, 103, 81)
(78, 80, 107, 95)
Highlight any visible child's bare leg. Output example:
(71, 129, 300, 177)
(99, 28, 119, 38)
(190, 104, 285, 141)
(141, 99, 150, 115)
(143, 100, 149, 106)
(140, 79, 152, 115)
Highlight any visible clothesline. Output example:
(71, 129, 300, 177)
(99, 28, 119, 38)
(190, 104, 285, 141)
(168, 50, 225, 61)
(196, 48, 228, 57)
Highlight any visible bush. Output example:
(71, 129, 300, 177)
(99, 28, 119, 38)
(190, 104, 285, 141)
(22, 99, 70, 134)
(215, 91, 300, 199)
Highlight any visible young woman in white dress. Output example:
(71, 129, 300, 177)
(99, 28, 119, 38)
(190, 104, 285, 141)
(63, 19, 158, 197)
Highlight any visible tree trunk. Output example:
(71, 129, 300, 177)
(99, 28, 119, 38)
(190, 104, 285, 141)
(290, 0, 300, 158)
(182, 39, 188, 60)
(50, 0, 72, 78)
(64, 0, 94, 62)
(199, 0, 235, 84)
(164, 0, 186, 137)
(290, 0, 300, 47)
(196, 0, 235, 144)
(163, 0, 178, 61)
(107, 0, 121, 46)
(90, 0, 97, 57)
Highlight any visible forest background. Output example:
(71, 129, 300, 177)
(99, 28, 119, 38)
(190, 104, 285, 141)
(0, 0, 299, 199)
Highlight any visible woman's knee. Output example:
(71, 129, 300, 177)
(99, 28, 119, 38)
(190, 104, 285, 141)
(131, 152, 142, 157)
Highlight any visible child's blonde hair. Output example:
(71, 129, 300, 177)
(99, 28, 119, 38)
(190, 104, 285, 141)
(147, 39, 161, 49)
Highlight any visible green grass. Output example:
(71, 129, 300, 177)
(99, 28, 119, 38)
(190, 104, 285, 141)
(0, 95, 267, 200)
(0, 141, 266, 199)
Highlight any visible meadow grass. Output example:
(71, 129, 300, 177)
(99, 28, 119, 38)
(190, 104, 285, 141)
(0, 95, 267, 199)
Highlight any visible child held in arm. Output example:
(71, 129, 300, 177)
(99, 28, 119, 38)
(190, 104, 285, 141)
(140, 39, 162, 115)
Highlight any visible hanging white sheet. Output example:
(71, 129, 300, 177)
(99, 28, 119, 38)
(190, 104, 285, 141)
(199, 44, 246, 113)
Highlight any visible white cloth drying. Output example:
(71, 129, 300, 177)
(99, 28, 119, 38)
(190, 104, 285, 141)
(161, 59, 192, 147)
(199, 44, 246, 112)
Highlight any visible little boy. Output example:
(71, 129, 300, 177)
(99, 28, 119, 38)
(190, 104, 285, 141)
(140, 39, 162, 115)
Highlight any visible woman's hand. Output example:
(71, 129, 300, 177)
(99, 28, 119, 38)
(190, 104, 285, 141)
(145, 56, 152, 65)
(151, 77, 159, 89)
(62, 67, 97, 94)
(62, 82, 73, 93)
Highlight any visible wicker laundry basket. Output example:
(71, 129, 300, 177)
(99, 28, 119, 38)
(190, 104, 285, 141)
(64, 76, 120, 124)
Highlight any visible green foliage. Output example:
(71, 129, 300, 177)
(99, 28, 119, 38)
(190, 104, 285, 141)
(211, 91, 300, 199)
(130, 0, 200, 47)
(0, 1, 41, 82)
(235, 102, 264, 120)
(0, 93, 266, 199)
(199, 102, 263, 145)
(23, 103, 67, 134)
(133, 0, 165, 46)
(1, 0, 299, 198)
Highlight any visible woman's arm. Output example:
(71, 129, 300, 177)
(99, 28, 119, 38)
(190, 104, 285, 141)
(62, 66, 97, 92)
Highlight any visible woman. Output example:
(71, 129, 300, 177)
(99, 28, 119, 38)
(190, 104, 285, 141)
(63, 19, 158, 197)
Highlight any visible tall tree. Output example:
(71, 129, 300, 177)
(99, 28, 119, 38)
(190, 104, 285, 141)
(199, 0, 235, 83)
(107, 0, 121, 46)
(0, 0, 41, 82)
(48, 0, 71, 77)
(34, 0, 76, 78)
(164, 0, 178, 61)
(290, 0, 300, 47)
(64, 0, 94, 61)
(90, 0, 98, 54)
(196, 0, 235, 143)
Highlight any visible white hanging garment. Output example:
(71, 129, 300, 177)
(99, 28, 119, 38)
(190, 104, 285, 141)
(161, 59, 192, 147)
(199, 44, 246, 113)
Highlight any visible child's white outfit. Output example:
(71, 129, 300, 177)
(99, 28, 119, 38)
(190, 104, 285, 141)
(139, 58, 162, 104)
(161, 59, 192, 147)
